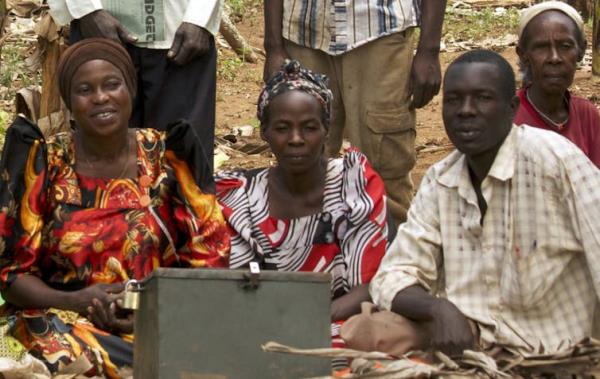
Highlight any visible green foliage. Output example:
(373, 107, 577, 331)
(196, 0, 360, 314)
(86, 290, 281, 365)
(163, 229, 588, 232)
(443, 6, 520, 42)
(0, 110, 9, 149)
(0, 43, 40, 103)
(248, 117, 260, 129)
(0, 110, 10, 129)
(226, 0, 261, 21)
(217, 54, 244, 81)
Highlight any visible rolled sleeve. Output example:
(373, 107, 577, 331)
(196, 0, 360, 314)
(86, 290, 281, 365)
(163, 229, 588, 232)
(66, 0, 103, 18)
(369, 169, 443, 310)
(183, 0, 223, 35)
(48, 0, 103, 25)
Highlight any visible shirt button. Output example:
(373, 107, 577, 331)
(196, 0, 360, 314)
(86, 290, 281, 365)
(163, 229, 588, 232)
(139, 175, 152, 188)
(324, 232, 335, 244)
(321, 212, 331, 223)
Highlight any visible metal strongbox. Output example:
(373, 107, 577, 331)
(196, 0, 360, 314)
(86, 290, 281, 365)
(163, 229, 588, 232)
(133, 268, 332, 378)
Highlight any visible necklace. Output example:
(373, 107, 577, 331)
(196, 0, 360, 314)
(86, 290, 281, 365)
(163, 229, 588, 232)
(525, 88, 569, 131)
(78, 132, 132, 178)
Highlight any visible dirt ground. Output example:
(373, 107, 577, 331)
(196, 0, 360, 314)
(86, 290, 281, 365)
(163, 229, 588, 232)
(215, 7, 600, 188)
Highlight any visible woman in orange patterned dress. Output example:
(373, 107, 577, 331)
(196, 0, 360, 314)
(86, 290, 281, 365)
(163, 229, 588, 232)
(0, 38, 229, 377)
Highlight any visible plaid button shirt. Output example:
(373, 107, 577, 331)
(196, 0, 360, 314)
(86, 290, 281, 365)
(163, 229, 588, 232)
(283, 0, 421, 55)
(371, 124, 600, 355)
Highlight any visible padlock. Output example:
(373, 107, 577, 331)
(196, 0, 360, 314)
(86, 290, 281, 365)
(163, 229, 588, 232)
(122, 280, 140, 310)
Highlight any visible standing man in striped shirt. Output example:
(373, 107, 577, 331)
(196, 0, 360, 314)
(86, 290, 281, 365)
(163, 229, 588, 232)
(264, 0, 446, 225)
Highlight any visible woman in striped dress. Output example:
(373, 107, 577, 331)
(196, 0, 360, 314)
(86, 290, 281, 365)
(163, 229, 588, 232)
(216, 61, 388, 349)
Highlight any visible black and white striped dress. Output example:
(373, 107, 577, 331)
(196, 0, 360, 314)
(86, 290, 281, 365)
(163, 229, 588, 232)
(216, 150, 388, 299)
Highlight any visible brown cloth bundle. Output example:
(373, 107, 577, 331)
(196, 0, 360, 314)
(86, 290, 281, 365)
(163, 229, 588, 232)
(340, 302, 428, 357)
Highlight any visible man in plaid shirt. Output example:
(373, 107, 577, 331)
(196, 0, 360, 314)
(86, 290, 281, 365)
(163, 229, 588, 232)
(370, 50, 600, 357)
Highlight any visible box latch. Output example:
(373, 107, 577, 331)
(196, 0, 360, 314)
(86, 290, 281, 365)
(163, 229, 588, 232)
(242, 261, 261, 290)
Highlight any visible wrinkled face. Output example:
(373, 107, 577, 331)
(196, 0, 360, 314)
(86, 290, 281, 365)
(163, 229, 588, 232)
(70, 59, 132, 138)
(442, 62, 518, 158)
(518, 11, 582, 95)
(261, 90, 328, 174)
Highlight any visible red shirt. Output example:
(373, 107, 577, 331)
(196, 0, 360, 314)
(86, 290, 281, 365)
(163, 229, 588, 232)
(515, 88, 600, 167)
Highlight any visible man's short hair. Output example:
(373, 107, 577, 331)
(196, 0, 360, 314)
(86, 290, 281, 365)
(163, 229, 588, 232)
(446, 50, 516, 101)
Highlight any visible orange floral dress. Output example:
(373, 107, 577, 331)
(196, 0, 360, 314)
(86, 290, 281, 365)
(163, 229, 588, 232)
(0, 118, 229, 377)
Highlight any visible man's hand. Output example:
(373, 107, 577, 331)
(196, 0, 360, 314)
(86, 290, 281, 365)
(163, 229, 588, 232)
(66, 283, 125, 315)
(79, 10, 138, 44)
(88, 297, 134, 334)
(168, 23, 212, 66)
(263, 48, 289, 82)
(409, 49, 442, 109)
(391, 286, 474, 356)
(427, 298, 475, 356)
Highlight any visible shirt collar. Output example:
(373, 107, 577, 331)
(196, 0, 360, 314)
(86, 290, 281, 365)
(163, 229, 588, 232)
(437, 125, 518, 188)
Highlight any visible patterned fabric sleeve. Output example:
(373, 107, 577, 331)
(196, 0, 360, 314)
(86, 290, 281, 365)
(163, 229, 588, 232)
(340, 150, 388, 288)
(0, 117, 48, 288)
(214, 171, 262, 268)
(163, 149, 230, 268)
(161, 121, 229, 267)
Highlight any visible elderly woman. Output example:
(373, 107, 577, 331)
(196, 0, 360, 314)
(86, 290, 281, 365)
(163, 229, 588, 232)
(216, 61, 388, 355)
(0, 38, 229, 377)
(515, 1, 600, 166)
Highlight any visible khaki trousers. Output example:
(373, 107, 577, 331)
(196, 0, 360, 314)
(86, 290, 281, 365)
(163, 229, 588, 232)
(285, 31, 417, 224)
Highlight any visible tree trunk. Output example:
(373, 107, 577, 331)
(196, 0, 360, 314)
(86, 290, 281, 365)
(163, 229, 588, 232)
(39, 38, 64, 118)
(219, 9, 258, 63)
(567, 0, 591, 21)
(593, 0, 600, 76)
(0, 0, 5, 64)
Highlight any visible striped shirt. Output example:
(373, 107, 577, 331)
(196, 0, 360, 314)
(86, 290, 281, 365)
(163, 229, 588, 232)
(371, 125, 600, 356)
(283, 0, 421, 55)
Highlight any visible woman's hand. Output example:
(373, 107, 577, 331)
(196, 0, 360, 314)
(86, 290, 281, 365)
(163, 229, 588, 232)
(87, 297, 134, 334)
(331, 284, 371, 322)
(1, 276, 126, 321)
(66, 283, 125, 315)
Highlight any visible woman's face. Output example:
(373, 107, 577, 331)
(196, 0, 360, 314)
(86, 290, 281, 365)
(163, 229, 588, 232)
(519, 11, 582, 95)
(70, 59, 132, 138)
(262, 91, 328, 175)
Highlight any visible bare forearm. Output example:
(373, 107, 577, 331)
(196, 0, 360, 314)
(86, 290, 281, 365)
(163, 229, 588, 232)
(392, 285, 476, 355)
(264, 0, 285, 52)
(390, 285, 438, 321)
(331, 284, 371, 321)
(3, 275, 125, 316)
(417, 0, 446, 53)
(2, 275, 73, 310)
